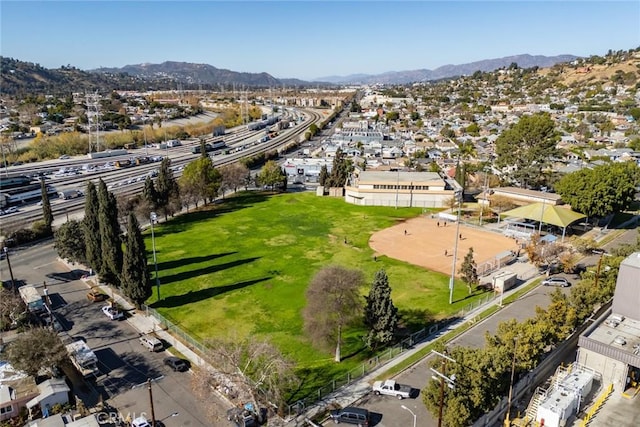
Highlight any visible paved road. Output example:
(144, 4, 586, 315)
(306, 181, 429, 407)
(2, 241, 212, 427)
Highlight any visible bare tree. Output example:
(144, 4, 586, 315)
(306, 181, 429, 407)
(220, 163, 250, 196)
(303, 265, 364, 362)
(195, 335, 299, 423)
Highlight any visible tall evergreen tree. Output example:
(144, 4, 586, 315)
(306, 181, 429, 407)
(121, 213, 151, 308)
(156, 157, 180, 220)
(98, 180, 123, 286)
(40, 178, 53, 234)
(83, 181, 102, 273)
(318, 164, 328, 187)
(459, 247, 479, 294)
(364, 269, 399, 350)
(142, 176, 158, 210)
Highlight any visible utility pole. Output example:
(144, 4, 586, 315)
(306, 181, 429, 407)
(504, 338, 518, 427)
(438, 358, 447, 427)
(3, 247, 16, 294)
(147, 379, 157, 427)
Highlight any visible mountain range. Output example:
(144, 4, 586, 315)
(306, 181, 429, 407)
(1, 53, 578, 96)
(318, 54, 579, 84)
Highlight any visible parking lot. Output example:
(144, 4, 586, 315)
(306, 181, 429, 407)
(3, 241, 212, 426)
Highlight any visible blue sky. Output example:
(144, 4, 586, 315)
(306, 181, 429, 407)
(2, 1, 639, 80)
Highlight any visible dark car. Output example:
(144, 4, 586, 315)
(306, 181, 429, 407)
(164, 356, 189, 372)
(329, 407, 370, 426)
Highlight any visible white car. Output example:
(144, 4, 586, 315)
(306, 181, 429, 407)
(4, 206, 18, 214)
(101, 305, 124, 320)
(131, 417, 151, 427)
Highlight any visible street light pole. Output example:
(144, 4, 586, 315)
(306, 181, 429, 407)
(401, 405, 416, 427)
(449, 190, 462, 305)
(150, 212, 160, 301)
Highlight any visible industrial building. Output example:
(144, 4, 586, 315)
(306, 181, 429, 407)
(577, 252, 640, 395)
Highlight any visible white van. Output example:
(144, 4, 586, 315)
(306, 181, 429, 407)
(166, 139, 182, 148)
(139, 335, 163, 352)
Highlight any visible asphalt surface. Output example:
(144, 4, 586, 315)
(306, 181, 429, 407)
(1, 241, 211, 427)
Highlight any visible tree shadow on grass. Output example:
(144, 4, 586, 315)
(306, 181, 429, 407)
(149, 192, 272, 238)
(159, 256, 261, 285)
(153, 252, 237, 272)
(151, 276, 271, 309)
(287, 364, 336, 403)
(398, 307, 435, 333)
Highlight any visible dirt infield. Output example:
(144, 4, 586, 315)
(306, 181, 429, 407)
(369, 215, 519, 276)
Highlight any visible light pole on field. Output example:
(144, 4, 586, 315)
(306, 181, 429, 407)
(449, 189, 463, 305)
(150, 212, 160, 301)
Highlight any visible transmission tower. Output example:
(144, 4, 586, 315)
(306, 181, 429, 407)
(86, 92, 101, 154)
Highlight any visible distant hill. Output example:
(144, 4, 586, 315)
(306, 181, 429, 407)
(0, 57, 151, 96)
(91, 61, 283, 88)
(317, 54, 579, 84)
(1, 53, 585, 96)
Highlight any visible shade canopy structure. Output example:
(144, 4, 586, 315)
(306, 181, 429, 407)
(499, 202, 586, 241)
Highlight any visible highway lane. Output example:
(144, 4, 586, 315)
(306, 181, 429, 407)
(2, 109, 321, 231)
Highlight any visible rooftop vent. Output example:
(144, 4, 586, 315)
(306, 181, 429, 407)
(614, 336, 627, 346)
(611, 315, 625, 323)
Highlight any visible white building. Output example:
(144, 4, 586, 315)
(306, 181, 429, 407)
(344, 171, 458, 208)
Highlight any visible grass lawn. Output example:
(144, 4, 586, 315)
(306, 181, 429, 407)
(144, 191, 489, 400)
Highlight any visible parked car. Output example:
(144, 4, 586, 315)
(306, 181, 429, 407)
(131, 417, 151, 427)
(372, 379, 412, 399)
(542, 277, 571, 287)
(87, 290, 108, 302)
(164, 356, 189, 372)
(101, 305, 124, 320)
(4, 207, 18, 214)
(329, 407, 370, 426)
(139, 335, 163, 352)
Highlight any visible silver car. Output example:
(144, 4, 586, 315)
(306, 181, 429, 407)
(542, 277, 570, 287)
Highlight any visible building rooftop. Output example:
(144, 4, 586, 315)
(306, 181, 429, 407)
(586, 314, 640, 355)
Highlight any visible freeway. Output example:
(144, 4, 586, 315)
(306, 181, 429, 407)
(2, 108, 322, 231)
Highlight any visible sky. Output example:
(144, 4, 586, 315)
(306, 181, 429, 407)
(1, 1, 639, 81)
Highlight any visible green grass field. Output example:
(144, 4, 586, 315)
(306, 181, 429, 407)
(144, 191, 487, 398)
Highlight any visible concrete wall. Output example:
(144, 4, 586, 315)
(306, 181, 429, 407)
(577, 348, 627, 390)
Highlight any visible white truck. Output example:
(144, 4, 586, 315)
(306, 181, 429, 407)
(66, 340, 100, 377)
(19, 284, 45, 314)
(372, 379, 413, 399)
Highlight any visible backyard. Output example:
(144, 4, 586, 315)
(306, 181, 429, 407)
(143, 191, 496, 399)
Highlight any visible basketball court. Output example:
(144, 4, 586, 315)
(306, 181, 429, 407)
(369, 215, 520, 276)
